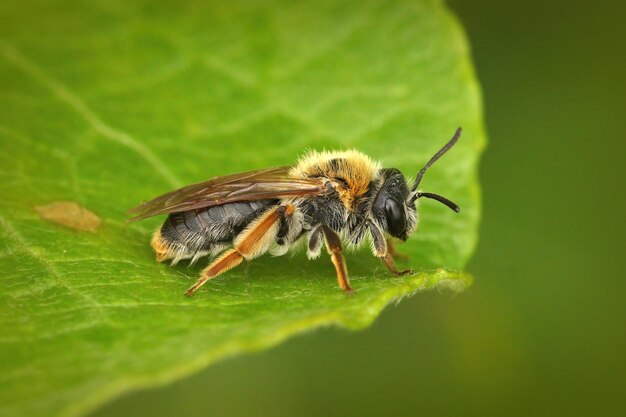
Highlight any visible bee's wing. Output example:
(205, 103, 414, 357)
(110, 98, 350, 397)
(127, 166, 326, 221)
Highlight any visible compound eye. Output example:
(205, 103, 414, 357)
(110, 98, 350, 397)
(384, 199, 407, 237)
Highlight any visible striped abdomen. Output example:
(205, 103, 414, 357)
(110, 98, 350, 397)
(152, 199, 278, 263)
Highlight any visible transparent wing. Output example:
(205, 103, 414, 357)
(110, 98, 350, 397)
(127, 166, 326, 221)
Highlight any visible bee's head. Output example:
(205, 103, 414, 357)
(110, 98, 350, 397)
(371, 168, 415, 241)
(372, 128, 462, 241)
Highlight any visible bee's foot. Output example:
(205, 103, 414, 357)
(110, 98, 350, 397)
(394, 253, 410, 262)
(343, 286, 355, 296)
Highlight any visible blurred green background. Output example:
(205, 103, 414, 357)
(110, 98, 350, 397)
(90, 1, 626, 417)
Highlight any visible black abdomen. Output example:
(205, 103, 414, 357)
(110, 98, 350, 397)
(160, 199, 278, 257)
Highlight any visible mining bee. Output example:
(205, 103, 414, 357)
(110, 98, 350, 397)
(128, 128, 462, 296)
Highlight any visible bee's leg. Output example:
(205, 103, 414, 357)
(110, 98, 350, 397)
(386, 238, 409, 261)
(186, 249, 244, 296)
(185, 204, 294, 296)
(275, 210, 291, 245)
(381, 252, 414, 276)
(306, 225, 324, 259)
(367, 220, 413, 276)
(321, 225, 352, 293)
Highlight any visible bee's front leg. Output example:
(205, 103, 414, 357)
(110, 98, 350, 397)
(367, 220, 413, 276)
(381, 253, 414, 276)
(385, 238, 409, 262)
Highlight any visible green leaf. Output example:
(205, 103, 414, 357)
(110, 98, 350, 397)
(0, 1, 485, 416)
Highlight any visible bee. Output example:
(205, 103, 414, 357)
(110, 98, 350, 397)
(128, 128, 462, 296)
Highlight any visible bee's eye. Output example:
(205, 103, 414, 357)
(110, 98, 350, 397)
(384, 199, 407, 237)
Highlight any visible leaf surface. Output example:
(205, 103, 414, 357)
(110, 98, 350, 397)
(0, 1, 485, 416)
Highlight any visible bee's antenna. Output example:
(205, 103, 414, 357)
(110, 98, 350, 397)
(410, 127, 462, 193)
(415, 192, 460, 213)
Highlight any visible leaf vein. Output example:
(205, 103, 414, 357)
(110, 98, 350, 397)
(0, 40, 181, 188)
(0, 215, 107, 319)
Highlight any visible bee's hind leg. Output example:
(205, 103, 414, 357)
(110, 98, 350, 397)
(185, 204, 294, 296)
(186, 249, 244, 296)
(367, 220, 413, 276)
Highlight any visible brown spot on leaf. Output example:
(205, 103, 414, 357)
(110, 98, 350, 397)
(35, 201, 101, 233)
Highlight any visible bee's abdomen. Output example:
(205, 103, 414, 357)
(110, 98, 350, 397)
(155, 199, 278, 261)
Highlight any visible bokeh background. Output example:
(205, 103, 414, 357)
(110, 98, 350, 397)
(88, 1, 626, 416)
